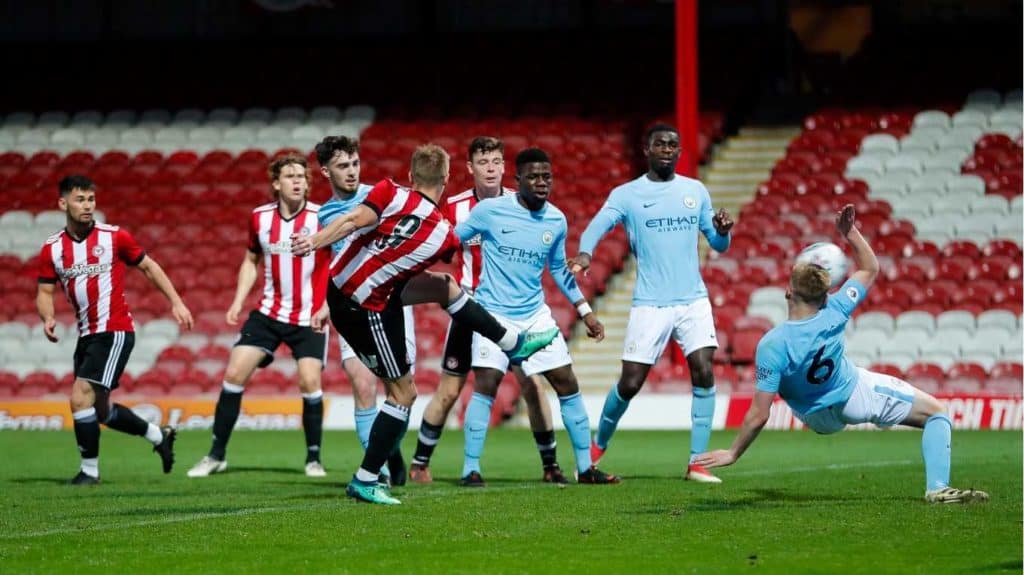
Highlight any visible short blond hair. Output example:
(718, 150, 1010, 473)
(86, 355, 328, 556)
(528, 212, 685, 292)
(410, 144, 449, 187)
(790, 263, 831, 306)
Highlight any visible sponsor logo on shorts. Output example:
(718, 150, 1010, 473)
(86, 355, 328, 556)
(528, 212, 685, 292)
(446, 357, 459, 370)
(479, 347, 490, 358)
(626, 341, 638, 353)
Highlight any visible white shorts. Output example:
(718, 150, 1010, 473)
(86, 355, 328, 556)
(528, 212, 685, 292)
(472, 304, 571, 377)
(622, 298, 718, 364)
(798, 368, 917, 434)
(340, 306, 416, 372)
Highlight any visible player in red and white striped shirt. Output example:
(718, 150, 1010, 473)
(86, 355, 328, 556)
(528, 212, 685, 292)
(187, 155, 332, 480)
(292, 144, 559, 505)
(36, 175, 193, 485)
(409, 136, 567, 485)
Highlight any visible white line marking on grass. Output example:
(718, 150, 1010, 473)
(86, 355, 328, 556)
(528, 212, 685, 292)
(4, 502, 336, 540)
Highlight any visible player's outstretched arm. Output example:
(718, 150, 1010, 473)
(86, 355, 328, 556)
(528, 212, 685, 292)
(836, 204, 879, 289)
(292, 204, 379, 256)
(35, 283, 59, 343)
(226, 251, 260, 325)
(573, 197, 624, 273)
(693, 390, 774, 468)
(136, 256, 194, 331)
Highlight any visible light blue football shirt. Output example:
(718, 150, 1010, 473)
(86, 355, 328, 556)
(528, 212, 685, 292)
(754, 278, 869, 416)
(579, 174, 730, 306)
(318, 183, 373, 254)
(455, 194, 583, 320)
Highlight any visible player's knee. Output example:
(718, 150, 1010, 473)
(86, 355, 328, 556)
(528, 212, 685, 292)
(920, 394, 946, 418)
(297, 376, 321, 394)
(617, 376, 644, 399)
(223, 364, 250, 386)
(690, 362, 714, 389)
(436, 377, 464, 409)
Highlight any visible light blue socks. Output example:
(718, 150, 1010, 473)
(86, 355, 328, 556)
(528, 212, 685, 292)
(689, 386, 716, 463)
(595, 386, 629, 450)
(922, 413, 952, 491)
(559, 392, 593, 474)
(462, 392, 494, 477)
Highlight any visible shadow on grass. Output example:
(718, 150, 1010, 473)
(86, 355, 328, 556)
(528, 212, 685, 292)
(224, 466, 305, 475)
(627, 487, 867, 514)
(8, 477, 73, 486)
(974, 561, 1023, 573)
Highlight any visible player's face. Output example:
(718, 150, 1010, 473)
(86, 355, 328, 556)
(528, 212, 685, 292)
(273, 163, 309, 202)
(322, 150, 361, 194)
(516, 162, 553, 207)
(467, 150, 504, 192)
(59, 188, 96, 225)
(645, 131, 681, 176)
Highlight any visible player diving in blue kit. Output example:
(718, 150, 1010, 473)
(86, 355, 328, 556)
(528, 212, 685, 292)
(694, 205, 989, 504)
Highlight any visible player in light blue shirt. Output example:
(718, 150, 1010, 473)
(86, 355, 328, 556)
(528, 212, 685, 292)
(694, 205, 989, 504)
(313, 135, 407, 484)
(454, 148, 620, 486)
(570, 123, 734, 483)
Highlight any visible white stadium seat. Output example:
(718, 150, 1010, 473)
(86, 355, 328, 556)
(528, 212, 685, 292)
(104, 109, 137, 127)
(138, 108, 172, 126)
(855, 311, 896, 335)
(895, 311, 936, 334)
(309, 106, 342, 125)
(3, 111, 35, 127)
(70, 110, 104, 126)
(240, 107, 273, 125)
(912, 110, 951, 130)
(935, 310, 976, 335)
(969, 195, 1009, 217)
(952, 109, 989, 129)
(899, 134, 938, 154)
(945, 174, 986, 198)
(954, 219, 995, 243)
(37, 110, 70, 127)
(861, 134, 900, 156)
(207, 107, 240, 125)
(174, 108, 206, 124)
(153, 127, 189, 144)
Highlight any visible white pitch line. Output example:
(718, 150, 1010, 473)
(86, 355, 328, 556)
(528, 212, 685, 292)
(4, 502, 335, 540)
(3, 459, 922, 539)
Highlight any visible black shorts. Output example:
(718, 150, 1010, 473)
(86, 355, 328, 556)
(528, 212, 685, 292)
(441, 319, 473, 376)
(74, 331, 135, 390)
(235, 311, 328, 368)
(327, 282, 411, 380)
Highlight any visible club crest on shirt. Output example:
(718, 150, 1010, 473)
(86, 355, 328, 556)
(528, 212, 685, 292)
(91, 245, 105, 257)
(683, 196, 697, 209)
(298, 227, 311, 237)
(541, 231, 554, 245)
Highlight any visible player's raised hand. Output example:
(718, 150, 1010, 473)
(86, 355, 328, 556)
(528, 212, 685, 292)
(225, 302, 243, 325)
(836, 203, 856, 237)
(42, 317, 59, 343)
(568, 253, 591, 275)
(583, 313, 605, 342)
(290, 232, 313, 257)
(172, 301, 194, 331)
(713, 208, 734, 235)
(692, 449, 736, 469)
(311, 305, 330, 334)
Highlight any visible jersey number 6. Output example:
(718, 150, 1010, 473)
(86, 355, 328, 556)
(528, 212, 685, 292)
(806, 346, 835, 385)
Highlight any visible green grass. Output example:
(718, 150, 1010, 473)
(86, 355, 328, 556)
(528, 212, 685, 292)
(0, 429, 1020, 574)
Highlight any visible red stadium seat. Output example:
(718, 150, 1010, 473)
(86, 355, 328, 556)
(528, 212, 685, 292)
(869, 363, 905, 379)
(945, 362, 986, 394)
(904, 363, 945, 395)
(983, 239, 1022, 259)
(17, 372, 60, 397)
(730, 328, 764, 364)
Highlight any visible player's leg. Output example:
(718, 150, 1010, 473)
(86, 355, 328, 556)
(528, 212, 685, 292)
(70, 332, 172, 483)
(515, 369, 566, 483)
(543, 365, 621, 485)
(461, 366, 504, 486)
(593, 306, 669, 462)
(285, 324, 329, 476)
(411, 318, 473, 482)
(841, 369, 987, 503)
(400, 272, 557, 360)
(678, 298, 721, 483)
(189, 312, 275, 477)
(342, 338, 379, 450)
(331, 290, 410, 505)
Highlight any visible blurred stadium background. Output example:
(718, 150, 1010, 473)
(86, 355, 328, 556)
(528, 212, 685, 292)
(0, 0, 1020, 432)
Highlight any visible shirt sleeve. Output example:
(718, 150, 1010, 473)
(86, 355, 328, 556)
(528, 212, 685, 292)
(549, 218, 584, 304)
(754, 333, 785, 394)
(362, 179, 397, 217)
(826, 277, 868, 318)
(454, 201, 488, 243)
(247, 211, 262, 255)
(37, 243, 58, 284)
(698, 183, 730, 253)
(578, 190, 625, 255)
(115, 227, 146, 266)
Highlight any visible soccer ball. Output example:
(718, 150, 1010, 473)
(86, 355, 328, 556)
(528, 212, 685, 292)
(795, 242, 849, 288)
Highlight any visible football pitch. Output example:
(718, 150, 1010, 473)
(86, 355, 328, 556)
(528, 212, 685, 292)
(0, 429, 1019, 574)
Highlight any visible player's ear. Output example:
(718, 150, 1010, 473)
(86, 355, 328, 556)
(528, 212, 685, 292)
(57, 196, 67, 211)
(320, 166, 330, 179)
(466, 160, 473, 175)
